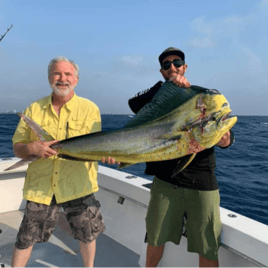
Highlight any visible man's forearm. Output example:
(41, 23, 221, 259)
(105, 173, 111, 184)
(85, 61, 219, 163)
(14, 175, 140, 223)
(13, 143, 36, 160)
(14, 140, 59, 159)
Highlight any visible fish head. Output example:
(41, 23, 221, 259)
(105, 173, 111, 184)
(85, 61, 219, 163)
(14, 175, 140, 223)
(190, 91, 237, 148)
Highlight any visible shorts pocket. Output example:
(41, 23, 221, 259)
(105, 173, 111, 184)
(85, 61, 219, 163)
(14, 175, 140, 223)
(27, 201, 47, 213)
(84, 195, 101, 216)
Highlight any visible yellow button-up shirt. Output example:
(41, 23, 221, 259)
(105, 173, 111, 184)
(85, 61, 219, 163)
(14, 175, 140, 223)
(12, 93, 101, 205)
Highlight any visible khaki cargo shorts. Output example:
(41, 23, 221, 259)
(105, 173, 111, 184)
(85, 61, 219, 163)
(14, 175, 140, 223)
(15, 194, 105, 250)
(146, 177, 222, 260)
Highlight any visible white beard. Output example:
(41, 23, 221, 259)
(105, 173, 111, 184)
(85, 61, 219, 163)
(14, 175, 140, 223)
(50, 83, 75, 96)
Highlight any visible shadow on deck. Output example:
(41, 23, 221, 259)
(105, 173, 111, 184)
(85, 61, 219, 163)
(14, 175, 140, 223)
(0, 210, 140, 267)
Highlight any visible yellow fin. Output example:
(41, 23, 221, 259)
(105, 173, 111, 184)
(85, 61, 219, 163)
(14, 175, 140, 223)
(171, 154, 196, 177)
(117, 162, 136, 169)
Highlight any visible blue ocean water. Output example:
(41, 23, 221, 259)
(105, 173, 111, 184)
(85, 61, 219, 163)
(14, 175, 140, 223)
(0, 114, 267, 225)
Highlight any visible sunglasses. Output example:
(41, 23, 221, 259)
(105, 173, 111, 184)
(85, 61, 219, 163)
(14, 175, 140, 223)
(161, 59, 185, 70)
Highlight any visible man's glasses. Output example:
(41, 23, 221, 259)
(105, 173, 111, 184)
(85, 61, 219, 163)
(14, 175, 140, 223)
(161, 59, 185, 71)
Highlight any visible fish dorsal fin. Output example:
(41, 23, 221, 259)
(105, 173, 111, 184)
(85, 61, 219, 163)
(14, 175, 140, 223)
(125, 82, 206, 129)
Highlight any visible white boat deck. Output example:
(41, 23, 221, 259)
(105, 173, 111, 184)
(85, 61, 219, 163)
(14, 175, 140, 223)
(0, 210, 140, 267)
(1, 158, 268, 267)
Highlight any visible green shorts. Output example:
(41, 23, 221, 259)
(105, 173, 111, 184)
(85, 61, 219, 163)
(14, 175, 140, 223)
(145, 177, 222, 260)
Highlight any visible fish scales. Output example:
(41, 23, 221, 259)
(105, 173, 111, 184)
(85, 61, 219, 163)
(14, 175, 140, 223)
(55, 119, 181, 163)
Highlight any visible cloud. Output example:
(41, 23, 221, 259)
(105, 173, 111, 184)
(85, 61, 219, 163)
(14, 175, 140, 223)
(190, 16, 214, 36)
(258, 0, 268, 13)
(240, 46, 264, 88)
(242, 47, 262, 65)
(188, 36, 216, 48)
(188, 11, 256, 48)
(120, 55, 144, 65)
(111, 54, 157, 78)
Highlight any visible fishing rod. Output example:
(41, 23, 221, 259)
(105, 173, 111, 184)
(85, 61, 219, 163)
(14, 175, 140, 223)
(0, 24, 13, 42)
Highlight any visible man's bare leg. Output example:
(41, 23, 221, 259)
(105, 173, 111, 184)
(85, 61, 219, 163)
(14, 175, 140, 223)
(11, 245, 34, 267)
(79, 240, 96, 267)
(199, 255, 219, 267)
(146, 244, 164, 267)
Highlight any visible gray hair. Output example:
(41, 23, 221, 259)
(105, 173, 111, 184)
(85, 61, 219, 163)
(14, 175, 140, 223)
(48, 56, 79, 77)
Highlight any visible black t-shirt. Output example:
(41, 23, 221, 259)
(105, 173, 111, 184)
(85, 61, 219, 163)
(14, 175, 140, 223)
(128, 81, 233, 191)
(144, 147, 218, 190)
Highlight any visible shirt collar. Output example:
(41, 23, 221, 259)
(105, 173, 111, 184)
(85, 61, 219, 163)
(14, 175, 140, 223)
(43, 93, 78, 111)
(43, 95, 53, 109)
(65, 93, 77, 111)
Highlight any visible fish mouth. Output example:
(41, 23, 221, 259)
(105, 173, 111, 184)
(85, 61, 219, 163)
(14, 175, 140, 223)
(221, 112, 231, 122)
(217, 112, 237, 127)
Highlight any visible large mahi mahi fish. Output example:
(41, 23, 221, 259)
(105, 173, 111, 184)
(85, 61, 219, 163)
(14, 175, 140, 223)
(4, 81, 237, 171)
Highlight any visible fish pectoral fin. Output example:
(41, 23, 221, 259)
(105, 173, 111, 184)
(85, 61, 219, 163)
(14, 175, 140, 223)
(117, 162, 136, 169)
(170, 153, 196, 178)
(18, 113, 54, 142)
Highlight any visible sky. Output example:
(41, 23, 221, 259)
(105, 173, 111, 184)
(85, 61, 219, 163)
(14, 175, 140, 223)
(0, 0, 267, 115)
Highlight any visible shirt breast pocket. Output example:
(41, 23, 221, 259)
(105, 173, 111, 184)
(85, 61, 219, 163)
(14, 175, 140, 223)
(68, 120, 89, 138)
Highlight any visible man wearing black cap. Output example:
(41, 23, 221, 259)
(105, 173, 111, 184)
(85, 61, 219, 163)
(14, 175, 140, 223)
(128, 47, 233, 267)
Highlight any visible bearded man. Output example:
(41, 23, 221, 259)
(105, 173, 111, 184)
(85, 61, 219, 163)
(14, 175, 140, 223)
(11, 56, 105, 267)
(128, 47, 234, 267)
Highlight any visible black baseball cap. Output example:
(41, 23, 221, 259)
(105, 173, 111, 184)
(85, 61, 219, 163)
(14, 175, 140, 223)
(159, 47, 185, 65)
